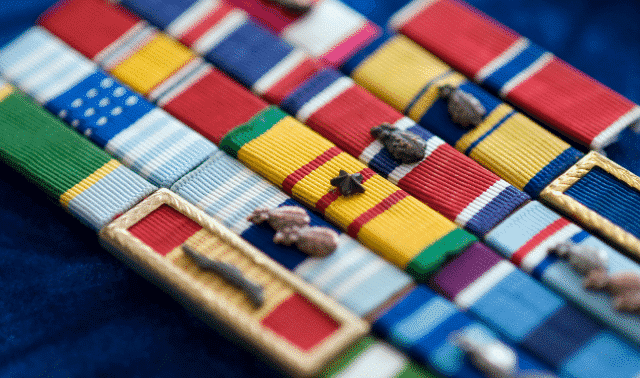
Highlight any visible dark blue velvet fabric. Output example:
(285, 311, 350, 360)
(1, 0, 640, 377)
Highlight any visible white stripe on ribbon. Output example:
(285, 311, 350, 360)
(310, 241, 369, 288)
(455, 179, 510, 227)
(331, 258, 386, 299)
(335, 342, 406, 378)
(455, 260, 515, 309)
(138, 129, 202, 178)
(157, 64, 213, 107)
(282, 0, 366, 57)
(220, 178, 285, 232)
(166, 0, 221, 38)
(94, 21, 149, 65)
(387, 136, 445, 183)
(520, 223, 581, 273)
(359, 117, 425, 168)
(194, 168, 247, 211)
(106, 108, 169, 160)
(475, 37, 530, 83)
(252, 49, 308, 95)
(388, 0, 438, 31)
(0, 30, 60, 80)
(192, 10, 247, 55)
(34, 60, 96, 103)
(500, 52, 553, 98)
(296, 76, 354, 122)
(148, 57, 204, 101)
(591, 106, 640, 150)
(19, 51, 77, 90)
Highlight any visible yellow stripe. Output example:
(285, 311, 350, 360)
(407, 73, 466, 121)
(0, 84, 14, 102)
(235, 116, 456, 270)
(351, 33, 576, 192)
(455, 104, 513, 152)
(291, 152, 364, 207)
(324, 174, 399, 229)
(352, 35, 451, 110)
(468, 113, 572, 190)
(59, 160, 120, 207)
(111, 33, 195, 94)
(169, 229, 294, 318)
(238, 116, 335, 190)
(360, 196, 456, 268)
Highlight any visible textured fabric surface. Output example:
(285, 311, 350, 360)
(2, 1, 640, 377)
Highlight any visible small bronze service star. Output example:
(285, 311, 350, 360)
(330, 170, 366, 196)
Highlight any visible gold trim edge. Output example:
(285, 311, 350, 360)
(98, 188, 370, 377)
(541, 151, 640, 259)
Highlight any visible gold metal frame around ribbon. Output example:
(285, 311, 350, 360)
(541, 151, 640, 259)
(99, 189, 368, 377)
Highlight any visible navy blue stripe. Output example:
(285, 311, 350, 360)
(280, 69, 342, 115)
(367, 125, 434, 178)
(121, 0, 195, 30)
(570, 230, 590, 244)
(341, 31, 393, 75)
(418, 82, 502, 146)
(464, 110, 515, 155)
(466, 186, 530, 236)
(521, 305, 601, 367)
(403, 70, 454, 116)
(240, 224, 306, 270)
(205, 22, 293, 88)
(566, 167, 640, 238)
(522, 147, 584, 196)
(239, 198, 339, 270)
(483, 42, 546, 93)
(531, 255, 558, 280)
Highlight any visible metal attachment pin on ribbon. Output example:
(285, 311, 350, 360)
(549, 241, 640, 313)
(182, 244, 265, 307)
(453, 329, 556, 378)
(438, 84, 486, 128)
(248, 206, 339, 257)
(370, 123, 427, 164)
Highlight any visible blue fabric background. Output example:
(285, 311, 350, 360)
(1, 0, 639, 376)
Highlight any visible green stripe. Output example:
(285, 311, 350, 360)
(317, 336, 374, 377)
(396, 361, 437, 378)
(406, 228, 477, 282)
(219, 105, 287, 158)
(0, 91, 111, 198)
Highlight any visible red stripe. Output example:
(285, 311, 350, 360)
(508, 58, 637, 146)
(346, 190, 409, 238)
(307, 85, 404, 157)
(180, 4, 235, 47)
(223, 0, 311, 33)
(316, 168, 375, 214)
(281, 146, 342, 194)
(162, 69, 268, 144)
(399, 0, 519, 78)
(263, 57, 323, 105)
(399, 144, 499, 221)
(39, 0, 140, 60)
(128, 205, 202, 256)
(321, 21, 381, 67)
(511, 217, 570, 266)
(261, 293, 340, 351)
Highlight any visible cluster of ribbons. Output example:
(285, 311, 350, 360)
(3, 0, 640, 376)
